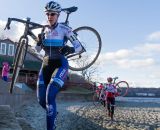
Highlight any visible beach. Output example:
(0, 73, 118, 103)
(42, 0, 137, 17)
(14, 97, 160, 130)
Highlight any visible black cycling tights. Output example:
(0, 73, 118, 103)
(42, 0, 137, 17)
(107, 97, 115, 116)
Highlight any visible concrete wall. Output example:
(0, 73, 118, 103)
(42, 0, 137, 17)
(0, 79, 35, 108)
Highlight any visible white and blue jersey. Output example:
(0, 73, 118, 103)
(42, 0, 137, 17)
(42, 23, 82, 59)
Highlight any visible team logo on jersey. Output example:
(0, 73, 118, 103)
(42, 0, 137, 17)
(52, 31, 58, 36)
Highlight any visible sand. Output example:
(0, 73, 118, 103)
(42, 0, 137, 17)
(14, 97, 160, 130)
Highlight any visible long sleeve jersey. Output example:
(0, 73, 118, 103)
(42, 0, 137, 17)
(37, 23, 82, 59)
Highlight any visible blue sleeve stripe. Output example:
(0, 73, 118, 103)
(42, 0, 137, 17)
(43, 39, 64, 46)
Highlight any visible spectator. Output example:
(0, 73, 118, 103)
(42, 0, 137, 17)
(2, 62, 10, 82)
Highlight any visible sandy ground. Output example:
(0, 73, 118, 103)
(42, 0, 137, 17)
(1, 79, 159, 130)
(14, 97, 160, 130)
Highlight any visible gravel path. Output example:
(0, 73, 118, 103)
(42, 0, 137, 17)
(15, 98, 160, 130)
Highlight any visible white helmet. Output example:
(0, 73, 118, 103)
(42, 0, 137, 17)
(45, 1, 62, 13)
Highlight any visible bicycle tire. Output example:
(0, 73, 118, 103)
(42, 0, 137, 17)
(9, 39, 28, 93)
(115, 81, 129, 97)
(68, 26, 102, 71)
(13, 38, 21, 66)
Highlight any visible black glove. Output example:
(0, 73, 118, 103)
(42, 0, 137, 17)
(37, 33, 45, 46)
(60, 46, 75, 55)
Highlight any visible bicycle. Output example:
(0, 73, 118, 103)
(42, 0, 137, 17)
(4, 6, 102, 93)
(93, 86, 106, 107)
(113, 77, 129, 97)
(92, 77, 129, 107)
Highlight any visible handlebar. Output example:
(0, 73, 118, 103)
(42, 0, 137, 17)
(4, 17, 44, 30)
(4, 18, 11, 30)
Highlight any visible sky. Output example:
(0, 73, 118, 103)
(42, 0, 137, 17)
(0, 0, 160, 88)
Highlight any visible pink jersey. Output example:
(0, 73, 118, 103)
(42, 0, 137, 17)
(2, 63, 10, 77)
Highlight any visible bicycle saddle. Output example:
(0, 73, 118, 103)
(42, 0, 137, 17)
(62, 6, 78, 13)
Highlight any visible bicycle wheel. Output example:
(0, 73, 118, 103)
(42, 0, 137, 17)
(12, 38, 21, 66)
(9, 38, 28, 93)
(115, 81, 129, 97)
(67, 26, 102, 71)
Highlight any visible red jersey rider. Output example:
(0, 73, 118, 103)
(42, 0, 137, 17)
(96, 83, 104, 98)
(105, 77, 117, 121)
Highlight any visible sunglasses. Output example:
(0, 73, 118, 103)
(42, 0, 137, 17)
(46, 12, 57, 16)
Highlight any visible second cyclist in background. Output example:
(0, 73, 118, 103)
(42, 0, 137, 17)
(35, 1, 82, 130)
(96, 83, 105, 106)
(105, 77, 118, 121)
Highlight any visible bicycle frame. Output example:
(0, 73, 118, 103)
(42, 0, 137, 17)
(112, 77, 119, 85)
(5, 6, 102, 93)
(5, 6, 97, 67)
(4, 18, 44, 93)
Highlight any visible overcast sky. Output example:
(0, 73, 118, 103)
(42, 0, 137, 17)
(0, 0, 160, 87)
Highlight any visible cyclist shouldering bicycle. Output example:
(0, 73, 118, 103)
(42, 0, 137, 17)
(35, 1, 82, 130)
(105, 77, 119, 121)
